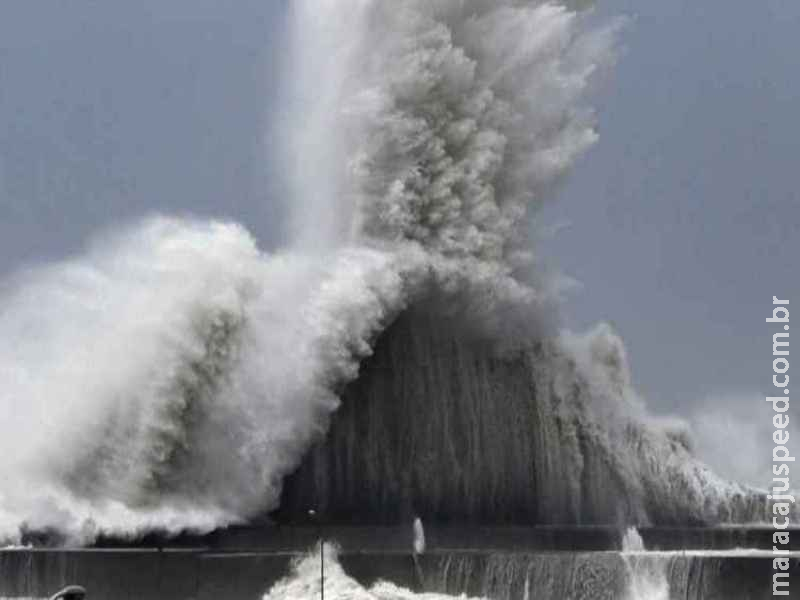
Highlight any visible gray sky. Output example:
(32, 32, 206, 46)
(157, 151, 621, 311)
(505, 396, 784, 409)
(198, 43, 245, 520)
(0, 0, 797, 436)
(0, 0, 288, 272)
(543, 0, 800, 419)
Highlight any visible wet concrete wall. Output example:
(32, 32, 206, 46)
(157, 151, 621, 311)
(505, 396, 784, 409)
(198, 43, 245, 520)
(1, 548, 797, 600)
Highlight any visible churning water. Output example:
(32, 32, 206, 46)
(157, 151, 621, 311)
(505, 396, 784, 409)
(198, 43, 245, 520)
(0, 1, 796, 598)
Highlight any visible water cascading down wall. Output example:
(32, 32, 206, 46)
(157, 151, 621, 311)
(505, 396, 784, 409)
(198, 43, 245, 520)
(276, 307, 767, 527)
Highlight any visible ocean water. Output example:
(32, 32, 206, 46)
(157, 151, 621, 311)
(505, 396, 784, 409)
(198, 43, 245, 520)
(0, 2, 795, 599)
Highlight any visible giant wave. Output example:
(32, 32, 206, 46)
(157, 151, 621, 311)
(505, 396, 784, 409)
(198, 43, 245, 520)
(0, 0, 781, 545)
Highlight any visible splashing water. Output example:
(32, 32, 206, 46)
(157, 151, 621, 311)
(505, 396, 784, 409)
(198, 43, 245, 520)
(0, 0, 781, 547)
(0, 0, 622, 543)
(0, 218, 431, 541)
(621, 529, 669, 600)
(264, 545, 480, 600)
(621, 528, 645, 553)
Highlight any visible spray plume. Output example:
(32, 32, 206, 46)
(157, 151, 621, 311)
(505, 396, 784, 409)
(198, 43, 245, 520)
(0, 1, 768, 545)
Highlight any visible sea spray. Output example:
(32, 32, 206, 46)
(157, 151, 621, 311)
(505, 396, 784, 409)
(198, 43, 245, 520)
(0, 1, 780, 546)
(0, 0, 620, 542)
(280, 0, 624, 331)
(0, 218, 428, 542)
(621, 528, 669, 600)
(263, 544, 480, 600)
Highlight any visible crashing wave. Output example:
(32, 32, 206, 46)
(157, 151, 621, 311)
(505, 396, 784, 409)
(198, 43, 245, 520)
(0, 0, 781, 545)
(277, 311, 771, 526)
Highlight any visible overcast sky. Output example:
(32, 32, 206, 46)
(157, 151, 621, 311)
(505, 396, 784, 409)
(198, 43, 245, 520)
(1, 0, 797, 463)
(0, 0, 288, 270)
(543, 0, 799, 418)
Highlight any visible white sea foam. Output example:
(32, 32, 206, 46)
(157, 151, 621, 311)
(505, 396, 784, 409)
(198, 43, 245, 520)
(0, 1, 619, 543)
(0, 1, 777, 548)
